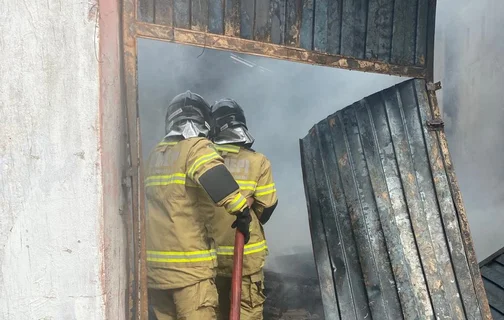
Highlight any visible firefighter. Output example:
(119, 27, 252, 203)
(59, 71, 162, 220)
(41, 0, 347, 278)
(145, 91, 252, 320)
(209, 98, 278, 320)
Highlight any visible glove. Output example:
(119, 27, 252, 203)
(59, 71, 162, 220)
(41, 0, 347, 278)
(231, 207, 251, 244)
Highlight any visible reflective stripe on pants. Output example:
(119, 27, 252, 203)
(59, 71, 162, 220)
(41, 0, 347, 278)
(147, 249, 217, 263)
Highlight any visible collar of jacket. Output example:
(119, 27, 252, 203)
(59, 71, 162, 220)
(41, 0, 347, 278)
(214, 144, 241, 154)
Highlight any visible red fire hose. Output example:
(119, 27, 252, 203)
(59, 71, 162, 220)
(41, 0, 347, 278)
(229, 230, 245, 320)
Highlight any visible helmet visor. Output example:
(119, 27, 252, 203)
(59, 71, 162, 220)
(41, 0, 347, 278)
(166, 105, 210, 133)
(213, 126, 255, 148)
(165, 120, 210, 139)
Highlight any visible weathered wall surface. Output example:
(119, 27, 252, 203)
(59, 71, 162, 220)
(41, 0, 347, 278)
(0, 0, 126, 319)
(99, 0, 128, 318)
(435, 0, 504, 261)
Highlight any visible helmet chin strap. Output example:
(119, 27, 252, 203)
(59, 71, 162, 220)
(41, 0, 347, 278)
(165, 120, 209, 139)
(213, 126, 255, 147)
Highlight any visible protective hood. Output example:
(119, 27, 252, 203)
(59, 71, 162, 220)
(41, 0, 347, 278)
(213, 126, 255, 148)
(165, 120, 210, 139)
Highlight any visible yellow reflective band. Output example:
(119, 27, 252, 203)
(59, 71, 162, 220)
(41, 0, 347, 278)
(158, 141, 178, 147)
(226, 194, 247, 213)
(254, 183, 276, 196)
(217, 240, 268, 256)
(147, 249, 217, 263)
(146, 181, 185, 187)
(215, 145, 240, 153)
(229, 193, 241, 204)
(145, 173, 186, 187)
(255, 183, 275, 191)
(188, 152, 221, 179)
(146, 173, 186, 180)
(230, 198, 247, 212)
(255, 189, 276, 197)
(237, 180, 257, 191)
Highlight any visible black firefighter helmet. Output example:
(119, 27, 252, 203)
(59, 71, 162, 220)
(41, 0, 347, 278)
(165, 90, 211, 134)
(211, 98, 248, 138)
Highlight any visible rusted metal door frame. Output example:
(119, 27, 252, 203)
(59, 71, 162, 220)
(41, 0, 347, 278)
(424, 85, 491, 318)
(123, 0, 148, 318)
(120, 0, 487, 319)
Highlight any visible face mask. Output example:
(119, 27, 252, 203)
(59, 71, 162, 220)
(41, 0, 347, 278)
(165, 120, 210, 139)
(213, 126, 255, 148)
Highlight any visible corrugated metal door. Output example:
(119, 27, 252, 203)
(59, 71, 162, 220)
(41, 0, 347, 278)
(134, 0, 436, 78)
(300, 79, 490, 319)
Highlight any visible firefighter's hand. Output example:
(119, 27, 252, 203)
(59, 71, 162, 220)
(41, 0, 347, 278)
(232, 207, 251, 244)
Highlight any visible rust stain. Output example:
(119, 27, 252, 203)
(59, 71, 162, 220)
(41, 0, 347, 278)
(191, 24, 205, 32)
(288, 25, 300, 45)
(338, 153, 348, 167)
(224, 0, 240, 37)
(328, 117, 336, 127)
(432, 279, 442, 290)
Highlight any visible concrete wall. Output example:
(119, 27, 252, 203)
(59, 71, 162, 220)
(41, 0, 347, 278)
(435, 0, 504, 261)
(0, 0, 126, 319)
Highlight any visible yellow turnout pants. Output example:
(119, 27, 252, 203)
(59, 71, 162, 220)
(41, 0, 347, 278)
(215, 270, 266, 320)
(149, 278, 218, 320)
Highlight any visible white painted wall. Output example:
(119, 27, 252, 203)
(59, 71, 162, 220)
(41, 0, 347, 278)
(435, 0, 504, 261)
(0, 0, 126, 319)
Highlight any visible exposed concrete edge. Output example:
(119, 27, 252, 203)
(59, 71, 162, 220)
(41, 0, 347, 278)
(98, 0, 128, 317)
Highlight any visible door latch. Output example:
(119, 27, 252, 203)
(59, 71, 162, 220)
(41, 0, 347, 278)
(426, 118, 444, 131)
(426, 82, 442, 91)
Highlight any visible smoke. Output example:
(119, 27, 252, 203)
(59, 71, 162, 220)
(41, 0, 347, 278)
(137, 39, 404, 272)
(434, 0, 504, 261)
(137, 0, 504, 268)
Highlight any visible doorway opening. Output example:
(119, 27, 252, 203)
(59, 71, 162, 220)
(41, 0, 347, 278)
(123, 0, 489, 318)
(137, 38, 404, 318)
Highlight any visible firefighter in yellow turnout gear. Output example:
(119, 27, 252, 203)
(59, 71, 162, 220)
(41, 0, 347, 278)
(146, 92, 252, 320)
(209, 99, 278, 320)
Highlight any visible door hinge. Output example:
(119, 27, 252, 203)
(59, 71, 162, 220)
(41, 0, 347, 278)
(427, 118, 444, 131)
(426, 81, 442, 91)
